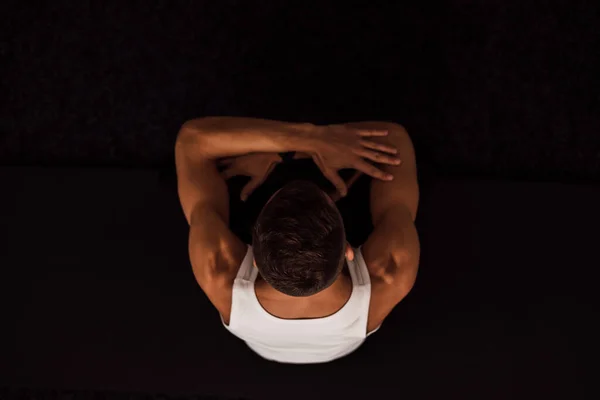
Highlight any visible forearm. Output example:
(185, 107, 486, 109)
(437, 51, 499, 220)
(180, 117, 315, 159)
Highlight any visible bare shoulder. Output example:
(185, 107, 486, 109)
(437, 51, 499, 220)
(343, 121, 419, 333)
(363, 224, 420, 333)
(188, 205, 247, 324)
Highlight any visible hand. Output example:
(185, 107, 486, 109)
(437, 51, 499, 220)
(327, 170, 364, 202)
(309, 125, 402, 197)
(218, 153, 282, 201)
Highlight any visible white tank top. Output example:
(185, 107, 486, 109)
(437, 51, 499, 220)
(222, 246, 376, 364)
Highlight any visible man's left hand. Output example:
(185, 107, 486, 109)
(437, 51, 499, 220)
(219, 153, 282, 201)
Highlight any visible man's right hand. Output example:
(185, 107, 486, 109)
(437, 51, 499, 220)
(308, 124, 402, 197)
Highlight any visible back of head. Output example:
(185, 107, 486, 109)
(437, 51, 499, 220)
(252, 181, 346, 297)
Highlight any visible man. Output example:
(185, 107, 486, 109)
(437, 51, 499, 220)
(175, 117, 419, 364)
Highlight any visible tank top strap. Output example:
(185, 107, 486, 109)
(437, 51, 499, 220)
(234, 245, 255, 281)
(350, 247, 371, 287)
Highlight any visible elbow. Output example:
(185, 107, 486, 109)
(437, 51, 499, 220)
(177, 120, 200, 146)
(178, 117, 233, 152)
(177, 118, 217, 151)
(179, 118, 206, 139)
(180, 116, 228, 134)
(179, 117, 223, 138)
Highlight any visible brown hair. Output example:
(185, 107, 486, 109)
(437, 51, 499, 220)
(252, 181, 346, 296)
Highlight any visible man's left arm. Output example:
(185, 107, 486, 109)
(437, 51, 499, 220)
(345, 122, 420, 332)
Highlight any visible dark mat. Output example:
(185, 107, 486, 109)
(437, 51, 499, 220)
(0, 167, 596, 399)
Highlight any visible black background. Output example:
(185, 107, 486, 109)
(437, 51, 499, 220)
(1, 1, 598, 399)
(2, 1, 599, 181)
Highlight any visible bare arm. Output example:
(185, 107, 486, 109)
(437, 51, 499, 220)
(177, 117, 316, 221)
(181, 117, 315, 160)
(345, 122, 420, 331)
(175, 118, 312, 321)
(175, 128, 247, 323)
(175, 118, 399, 323)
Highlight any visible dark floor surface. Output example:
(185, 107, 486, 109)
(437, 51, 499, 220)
(2, 1, 599, 182)
(0, 166, 596, 399)
(1, 1, 598, 398)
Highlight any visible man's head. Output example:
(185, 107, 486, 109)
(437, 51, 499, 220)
(252, 181, 346, 297)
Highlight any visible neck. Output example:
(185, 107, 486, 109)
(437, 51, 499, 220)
(254, 263, 353, 319)
(257, 263, 351, 302)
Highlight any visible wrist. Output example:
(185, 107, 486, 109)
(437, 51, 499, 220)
(286, 123, 319, 153)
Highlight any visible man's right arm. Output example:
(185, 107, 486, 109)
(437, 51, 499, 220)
(175, 118, 335, 322)
(182, 117, 316, 159)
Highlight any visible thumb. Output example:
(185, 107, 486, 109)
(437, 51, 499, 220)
(241, 178, 262, 201)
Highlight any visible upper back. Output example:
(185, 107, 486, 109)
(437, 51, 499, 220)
(223, 246, 375, 364)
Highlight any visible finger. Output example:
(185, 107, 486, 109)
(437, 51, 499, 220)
(359, 139, 398, 154)
(323, 169, 348, 197)
(241, 163, 274, 201)
(241, 178, 262, 201)
(328, 190, 342, 202)
(221, 166, 241, 180)
(353, 159, 394, 181)
(353, 148, 402, 165)
(311, 154, 330, 179)
(356, 129, 389, 137)
(312, 155, 348, 197)
(345, 170, 364, 190)
(217, 157, 235, 167)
